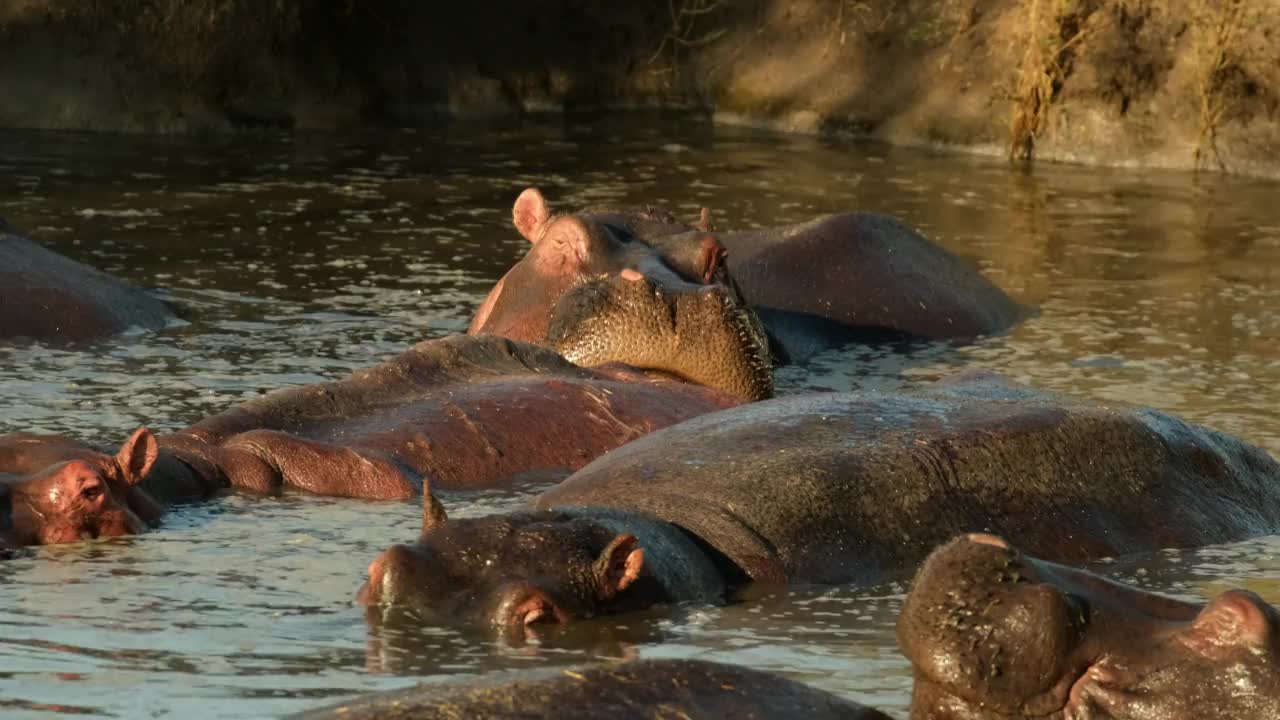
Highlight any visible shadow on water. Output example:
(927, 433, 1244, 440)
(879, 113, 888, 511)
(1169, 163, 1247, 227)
(1, 115, 1280, 717)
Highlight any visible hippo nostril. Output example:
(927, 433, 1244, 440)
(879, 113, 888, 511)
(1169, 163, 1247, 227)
(966, 533, 1010, 549)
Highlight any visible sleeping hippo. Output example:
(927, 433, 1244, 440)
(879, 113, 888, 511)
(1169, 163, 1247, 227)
(472, 188, 1024, 363)
(291, 659, 891, 719)
(161, 334, 743, 499)
(898, 534, 1280, 719)
(0, 218, 176, 343)
(0, 331, 747, 549)
(358, 372, 1280, 634)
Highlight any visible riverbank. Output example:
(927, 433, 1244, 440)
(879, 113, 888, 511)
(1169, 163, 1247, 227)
(2, 0, 1277, 176)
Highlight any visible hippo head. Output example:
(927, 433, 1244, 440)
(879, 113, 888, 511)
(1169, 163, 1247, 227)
(469, 188, 772, 401)
(0, 427, 157, 547)
(898, 534, 1280, 719)
(358, 503, 649, 639)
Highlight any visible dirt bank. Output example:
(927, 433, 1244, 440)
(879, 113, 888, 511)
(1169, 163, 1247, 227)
(2, 0, 1277, 176)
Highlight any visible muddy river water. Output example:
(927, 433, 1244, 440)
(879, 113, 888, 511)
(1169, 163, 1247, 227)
(1, 117, 1279, 718)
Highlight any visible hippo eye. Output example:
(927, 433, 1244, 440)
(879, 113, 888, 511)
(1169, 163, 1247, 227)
(81, 484, 103, 501)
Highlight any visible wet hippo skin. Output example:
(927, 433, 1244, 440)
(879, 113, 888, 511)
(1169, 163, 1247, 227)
(162, 334, 742, 498)
(899, 534, 1280, 719)
(0, 218, 176, 343)
(289, 659, 892, 720)
(359, 371, 1280, 631)
(540, 370, 1280, 579)
(0, 333, 741, 547)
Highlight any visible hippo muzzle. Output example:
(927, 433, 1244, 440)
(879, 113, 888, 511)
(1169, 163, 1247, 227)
(546, 268, 773, 401)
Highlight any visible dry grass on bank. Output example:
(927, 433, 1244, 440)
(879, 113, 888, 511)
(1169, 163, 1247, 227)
(1189, 0, 1274, 171)
(1007, 0, 1095, 163)
(1007, 0, 1278, 171)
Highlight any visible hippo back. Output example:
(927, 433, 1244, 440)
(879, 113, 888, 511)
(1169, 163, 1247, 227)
(290, 659, 890, 720)
(535, 373, 1280, 584)
(171, 334, 741, 492)
(721, 213, 1025, 341)
(0, 222, 175, 342)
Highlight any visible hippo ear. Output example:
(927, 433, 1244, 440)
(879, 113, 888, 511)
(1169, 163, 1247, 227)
(513, 187, 551, 242)
(421, 490, 448, 534)
(115, 427, 158, 486)
(696, 207, 715, 233)
(594, 533, 644, 601)
(693, 234, 727, 284)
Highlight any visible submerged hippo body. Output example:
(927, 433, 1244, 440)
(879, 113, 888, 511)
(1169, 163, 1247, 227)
(899, 534, 1280, 719)
(165, 334, 741, 499)
(0, 219, 176, 343)
(361, 372, 1280, 630)
(540, 372, 1280, 577)
(292, 659, 891, 720)
(714, 213, 1025, 360)
(476, 188, 1023, 364)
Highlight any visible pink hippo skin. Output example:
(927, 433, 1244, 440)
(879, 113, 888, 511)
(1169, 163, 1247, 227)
(0, 428, 160, 549)
(0, 335, 743, 544)
(157, 334, 744, 500)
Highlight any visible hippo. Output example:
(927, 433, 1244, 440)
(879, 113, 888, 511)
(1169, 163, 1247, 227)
(162, 334, 743, 499)
(0, 333, 745, 549)
(0, 428, 163, 549)
(359, 372, 1280, 632)
(473, 188, 1024, 363)
(291, 659, 891, 719)
(468, 188, 771, 398)
(0, 423, 238, 550)
(0, 218, 176, 343)
(898, 534, 1280, 719)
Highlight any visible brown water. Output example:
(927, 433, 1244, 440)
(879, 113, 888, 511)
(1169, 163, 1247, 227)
(1, 117, 1279, 718)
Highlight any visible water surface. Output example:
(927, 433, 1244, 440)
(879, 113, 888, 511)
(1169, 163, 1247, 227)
(2, 118, 1279, 718)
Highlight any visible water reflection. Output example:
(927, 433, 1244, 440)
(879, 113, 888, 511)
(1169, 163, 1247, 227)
(1, 117, 1279, 718)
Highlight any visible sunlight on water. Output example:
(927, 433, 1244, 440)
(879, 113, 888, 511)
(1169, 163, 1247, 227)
(1, 118, 1279, 718)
